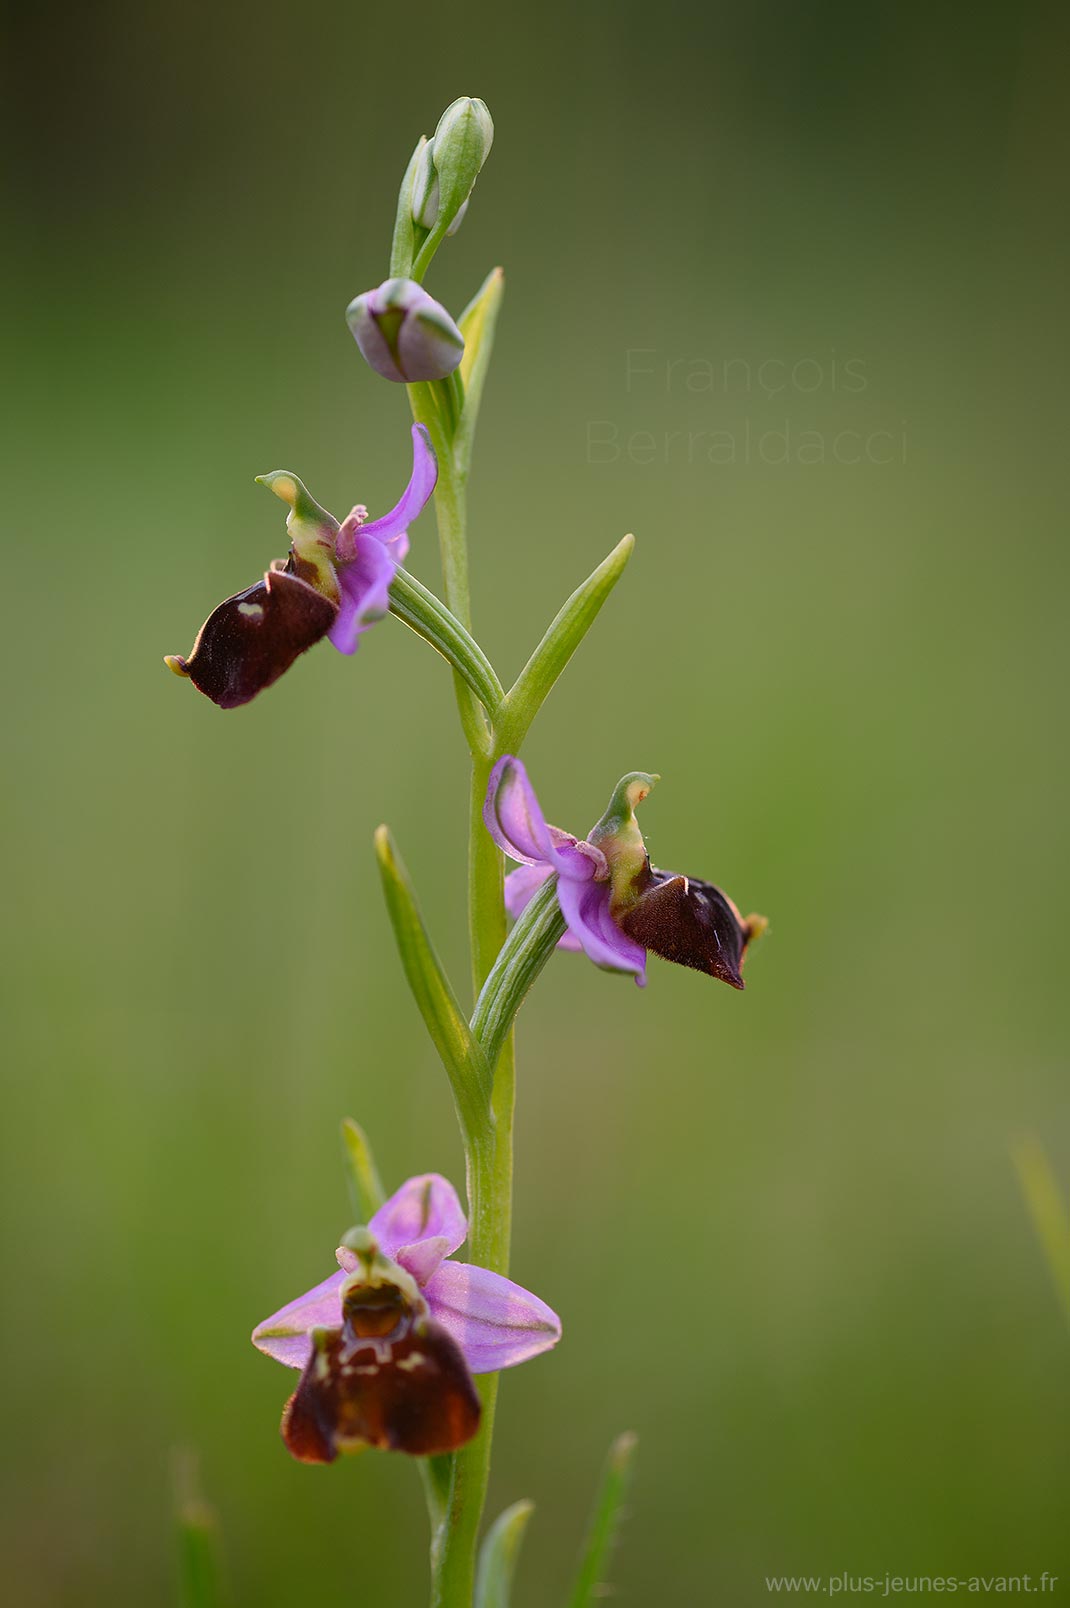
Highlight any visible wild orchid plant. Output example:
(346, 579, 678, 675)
(167, 97, 765, 1608)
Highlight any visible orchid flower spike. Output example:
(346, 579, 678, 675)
(484, 756, 767, 989)
(165, 423, 437, 708)
(252, 1173, 561, 1463)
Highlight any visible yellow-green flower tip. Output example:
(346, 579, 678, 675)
(255, 471, 302, 510)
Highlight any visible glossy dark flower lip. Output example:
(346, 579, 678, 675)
(164, 566, 336, 710)
(279, 1260, 482, 1462)
(617, 868, 760, 989)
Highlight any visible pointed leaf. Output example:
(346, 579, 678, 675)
(567, 1432, 638, 1608)
(500, 535, 635, 752)
(475, 1499, 535, 1608)
(456, 266, 505, 461)
(375, 826, 491, 1136)
(341, 1118, 386, 1223)
(389, 566, 503, 716)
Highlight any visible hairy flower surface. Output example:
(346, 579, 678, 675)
(484, 756, 765, 988)
(253, 1173, 561, 1462)
(165, 424, 436, 707)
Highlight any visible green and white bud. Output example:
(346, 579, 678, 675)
(411, 97, 494, 239)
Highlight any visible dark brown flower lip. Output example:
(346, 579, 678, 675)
(279, 1302, 482, 1463)
(165, 565, 337, 710)
(617, 866, 754, 988)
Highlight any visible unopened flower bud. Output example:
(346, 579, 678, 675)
(411, 142, 471, 237)
(346, 277, 464, 383)
(410, 141, 435, 226)
(412, 97, 493, 238)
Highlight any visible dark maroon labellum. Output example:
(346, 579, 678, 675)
(618, 868, 754, 988)
(280, 1285, 481, 1463)
(168, 567, 337, 709)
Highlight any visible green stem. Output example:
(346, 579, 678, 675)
(408, 382, 490, 758)
(431, 719, 515, 1608)
(407, 384, 470, 627)
(410, 375, 512, 1607)
(431, 1120, 507, 1608)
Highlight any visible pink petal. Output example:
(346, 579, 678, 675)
(482, 755, 561, 865)
(504, 864, 582, 951)
(422, 1260, 562, 1374)
(336, 423, 437, 556)
(556, 875, 647, 982)
(251, 1267, 346, 1369)
(503, 862, 551, 917)
(484, 757, 605, 881)
(396, 1235, 452, 1285)
(369, 1174, 467, 1262)
(329, 530, 406, 656)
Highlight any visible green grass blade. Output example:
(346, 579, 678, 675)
(1013, 1135, 1070, 1330)
(341, 1117, 386, 1222)
(475, 1499, 535, 1608)
(567, 1432, 638, 1608)
(173, 1451, 227, 1608)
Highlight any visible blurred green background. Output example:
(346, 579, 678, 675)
(4, 2, 1068, 1604)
